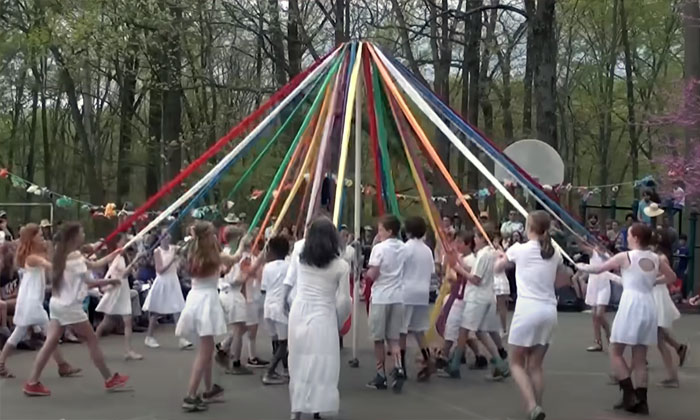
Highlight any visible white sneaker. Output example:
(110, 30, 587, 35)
(125, 350, 144, 361)
(144, 336, 160, 348)
(179, 338, 193, 350)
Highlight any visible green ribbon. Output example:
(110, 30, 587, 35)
(222, 67, 330, 206)
(247, 52, 345, 233)
(372, 63, 401, 216)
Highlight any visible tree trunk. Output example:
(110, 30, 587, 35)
(50, 46, 104, 204)
(116, 44, 138, 205)
(163, 5, 183, 183)
(268, 0, 288, 86)
(466, 0, 482, 194)
(288, 0, 303, 78)
(334, 0, 346, 45)
(24, 71, 39, 221)
(600, 0, 619, 204)
(522, 0, 535, 136)
(620, 0, 640, 191)
(533, 0, 557, 148)
(39, 58, 51, 194)
(5, 69, 26, 199)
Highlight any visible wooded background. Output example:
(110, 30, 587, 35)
(1, 0, 698, 224)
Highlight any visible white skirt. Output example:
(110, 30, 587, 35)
(585, 273, 611, 307)
(175, 282, 227, 342)
(289, 300, 340, 415)
(13, 296, 49, 327)
(49, 299, 89, 326)
(653, 285, 680, 329)
(610, 290, 657, 346)
(444, 299, 465, 343)
(493, 273, 510, 296)
(508, 297, 557, 347)
(246, 301, 262, 326)
(96, 279, 132, 316)
(142, 272, 185, 315)
(219, 289, 248, 325)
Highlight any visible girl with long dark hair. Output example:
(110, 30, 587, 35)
(23, 222, 128, 396)
(285, 217, 350, 420)
(578, 223, 676, 415)
(495, 211, 568, 420)
(0, 224, 79, 378)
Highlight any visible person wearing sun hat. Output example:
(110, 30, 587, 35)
(642, 202, 665, 225)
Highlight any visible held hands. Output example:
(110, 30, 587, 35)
(575, 263, 592, 273)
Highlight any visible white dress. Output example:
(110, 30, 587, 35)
(96, 256, 132, 316)
(13, 265, 49, 327)
(506, 241, 562, 347)
(288, 258, 350, 416)
(176, 275, 227, 342)
(219, 256, 249, 325)
(584, 251, 611, 306)
(610, 250, 658, 346)
(653, 284, 680, 329)
(142, 247, 185, 315)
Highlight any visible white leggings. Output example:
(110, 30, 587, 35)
(7, 325, 45, 347)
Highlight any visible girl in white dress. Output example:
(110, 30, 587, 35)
(492, 240, 510, 337)
(580, 244, 611, 352)
(95, 234, 142, 360)
(142, 230, 190, 349)
(0, 224, 80, 378)
(285, 217, 350, 420)
(578, 223, 676, 414)
(652, 229, 686, 387)
(23, 222, 129, 397)
(176, 221, 242, 412)
(494, 211, 567, 420)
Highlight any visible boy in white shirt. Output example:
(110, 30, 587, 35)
(365, 214, 406, 392)
(261, 236, 291, 385)
(399, 216, 434, 381)
(445, 228, 509, 380)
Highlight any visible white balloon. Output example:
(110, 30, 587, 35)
(494, 139, 565, 186)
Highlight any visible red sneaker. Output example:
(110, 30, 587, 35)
(104, 373, 129, 392)
(23, 382, 51, 396)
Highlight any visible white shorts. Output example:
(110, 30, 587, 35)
(246, 301, 262, 326)
(265, 319, 288, 340)
(444, 299, 465, 342)
(401, 304, 430, 334)
(49, 300, 88, 326)
(460, 300, 500, 332)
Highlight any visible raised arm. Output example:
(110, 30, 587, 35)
(577, 252, 628, 274)
(85, 249, 121, 270)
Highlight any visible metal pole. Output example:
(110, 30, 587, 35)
(350, 67, 362, 368)
(687, 211, 697, 297)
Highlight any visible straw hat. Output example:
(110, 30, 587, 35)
(223, 212, 240, 224)
(40, 219, 52, 228)
(643, 202, 664, 218)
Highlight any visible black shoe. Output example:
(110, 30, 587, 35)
(202, 384, 224, 403)
(390, 368, 405, 393)
(182, 395, 208, 412)
(247, 357, 269, 368)
(613, 378, 638, 411)
(677, 344, 688, 367)
(366, 373, 387, 390)
(498, 347, 508, 360)
(631, 388, 649, 415)
(469, 355, 488, 370)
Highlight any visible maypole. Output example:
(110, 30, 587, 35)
(350, 62, 363, 367)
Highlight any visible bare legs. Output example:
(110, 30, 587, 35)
(28, 320, 112, 385)
(496, 295, 508, 334)
(509, 344, 548, 415)
(247, 323, 258, 361)
(657, 328, 678, 382)
(590, 306, 610, 349)
(186, 335, 215, 398)
(2, 324, 75, 378)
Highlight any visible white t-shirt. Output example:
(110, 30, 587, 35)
(464, 246, 496, 304)
(368, 238, 405, 304)
(501, 221, 524, 238)
(401, 238, 435, 305)
(51, 254, 90, 306)
(262, 259, 290, 323)
(283, 239, 305, 303)
(506, 240, 562, 305)
(459, 253, 477, 300)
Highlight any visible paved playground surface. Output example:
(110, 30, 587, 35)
(1, 311, 699, 420)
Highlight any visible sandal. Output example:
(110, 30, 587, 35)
(0, 363, 15, 378)
(586, 342, 603, 352)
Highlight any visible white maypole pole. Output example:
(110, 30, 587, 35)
(350, 51, 363, 368)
